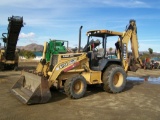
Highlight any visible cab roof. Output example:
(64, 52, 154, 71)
(86, 30, 123, 37)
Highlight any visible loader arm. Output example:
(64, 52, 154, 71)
(35, 42, 48, 74)
(47, 53, 87, 87)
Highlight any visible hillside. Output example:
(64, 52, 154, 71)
(17, 43, 43, 51)
(16, 43, 160, 56)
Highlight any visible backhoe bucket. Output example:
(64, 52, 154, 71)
(10, 71, 51, 104)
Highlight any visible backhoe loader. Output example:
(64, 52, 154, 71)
(11, 20, 141, 104)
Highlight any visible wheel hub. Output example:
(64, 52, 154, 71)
(74, 80, 83, 94)
(113, 72, 123, 87)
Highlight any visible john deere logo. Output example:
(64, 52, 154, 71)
(59, 62, 68, 69)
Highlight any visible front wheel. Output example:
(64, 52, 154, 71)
(102, 65, 127, 93)
(64, 75, 87, 99)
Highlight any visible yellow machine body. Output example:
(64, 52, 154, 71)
(11, 20, 141, 104)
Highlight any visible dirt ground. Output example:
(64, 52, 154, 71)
(0, 61, 160, 120)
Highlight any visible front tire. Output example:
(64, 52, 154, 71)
(102, 65, 127, 93)
(64, 75, 87, 99)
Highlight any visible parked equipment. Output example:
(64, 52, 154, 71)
(0, 16, 23, 70)
(11, 20, 141, 104)
(45, 40, 68, 62)
(35, 40, 68, 74)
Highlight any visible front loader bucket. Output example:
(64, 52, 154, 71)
(10, 71, 51, 104)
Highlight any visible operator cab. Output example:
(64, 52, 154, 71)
(84, 30, 122, 71)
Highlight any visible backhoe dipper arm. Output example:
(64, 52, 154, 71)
(116, 20, 142, 71)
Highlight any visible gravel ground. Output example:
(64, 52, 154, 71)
(0, 61, 160, 120)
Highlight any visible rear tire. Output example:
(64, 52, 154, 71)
(64, 75, 87, 99)
(102, 65, 127, 93)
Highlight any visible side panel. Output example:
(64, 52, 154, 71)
(48, 53, 86, 87)
(81, 71, 102, 84)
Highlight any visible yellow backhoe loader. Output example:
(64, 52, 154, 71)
(11, 20, 141, 104)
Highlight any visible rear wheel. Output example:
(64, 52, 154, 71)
(102, 65, 127, 93)
(64, 75, 87, 99)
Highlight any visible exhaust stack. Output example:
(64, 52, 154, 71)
(78, 26, 83, 53)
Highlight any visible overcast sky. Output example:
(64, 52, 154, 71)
(0, 0, 160, 52)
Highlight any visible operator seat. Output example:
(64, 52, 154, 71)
(96, 48, 105, 58)
(83, 39, 101, 52)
